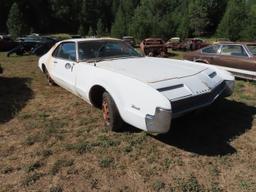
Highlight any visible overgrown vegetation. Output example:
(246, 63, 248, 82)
(1, 0, 256, 41)
(0, 53, 255, 191)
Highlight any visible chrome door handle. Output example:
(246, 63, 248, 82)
(54, 61, 58, 64)
(65, 63, 72, 70)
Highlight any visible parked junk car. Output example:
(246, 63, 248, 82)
(122, 36, 135, 47)
(140, 38, 167, 56)
(38, 38, 234, 133)
(183, 42, 256, 81)
(165, 37, 181, 50)
(7, 34, 59, 57)
(0, 34, 17, 52)
(167, 38, 208, 51)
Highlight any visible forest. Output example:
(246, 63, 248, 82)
(1, 0, 256, 41)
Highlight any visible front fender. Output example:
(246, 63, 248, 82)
(76, 65, 171, 131)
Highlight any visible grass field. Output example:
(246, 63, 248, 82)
(0, 52, 256, 192)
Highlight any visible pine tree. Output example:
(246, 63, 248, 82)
(243, 3, 256, 40)
(188, 0, 209, 36)
(217, 0, 247, 41)
(7, 3, 27, 38)
(88, 26, 94, 36)
(96, 19, 104, 37)
(111, 4, 126, 38)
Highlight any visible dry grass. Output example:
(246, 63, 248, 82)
(0, 53, 255, 192)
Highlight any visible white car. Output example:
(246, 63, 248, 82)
(38, 38, 235, 134)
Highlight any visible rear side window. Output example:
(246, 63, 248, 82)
(220, 45, 248, 57)
(53, 42, 76, 61)
(202, 45, 220, 54)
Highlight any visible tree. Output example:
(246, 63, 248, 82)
(188, 0, 209, 36)
(88, 26, 94, 36)
(111, 4, 126, 37)
(217, 0, 247, 41)
(243, 4, 256, 40)
(96, 19, 104, 36)
(7, 2, 28, 38)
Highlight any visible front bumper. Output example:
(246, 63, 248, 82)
(145, 107, 172, 133)
(145, 80, 234, 133)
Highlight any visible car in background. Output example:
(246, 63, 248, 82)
(122, 36, 135, 47)
(166, 38, 208, 51)
(7, 34, 59, 57)
(183, 42, 256, 81)
(140, 38, 167, 57)
(0, 34, 17, 52)
(38, 38, 234, 134)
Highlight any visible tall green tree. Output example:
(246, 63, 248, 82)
(7, 2, 28, 38)
(217, 0, 247, 41)
(243, 4, 256, 40)
(111, 3, 126, 37)
(188, 0, 209, 36)
(96, 19, 104, 36)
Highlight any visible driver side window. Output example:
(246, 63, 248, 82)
(53, 42, 76, 61)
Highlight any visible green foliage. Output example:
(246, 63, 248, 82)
(6, 3, 28, 38)
(217, 0, 247, 41)
(2, 0, 256, 41)
(96, 19, 104, 37)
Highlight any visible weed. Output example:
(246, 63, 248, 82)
(65, 142, 92, 154)
(98, 157, 114, 168)
(50, 159, 74, 175)
(153, 180, 165, 191)
(178, 175, 204, 192)
(25, 161, 43, 173)
(209, 165, 220, 177)
(36, 149, 53, 158)
(25, 135, 40, 145)
(163, 158, 173, 169)
(22, 172, 44, 186)
(50, 185, 63, 192)
(95, 135, 120, 148)
(123, 145, 133, 153)
(1, 166, 14, 174)
(210, 182, 223, 192)
(90, 178, 99, 190)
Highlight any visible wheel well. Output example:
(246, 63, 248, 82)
(42, 64, 47, 73)
(89, 85, 106, 108)
(195, 59, 208, 64)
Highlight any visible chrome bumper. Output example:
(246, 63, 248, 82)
(145, 107, 172, 133)
(144, 80, 234, 134)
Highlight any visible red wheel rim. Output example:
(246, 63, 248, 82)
(102, 99, 110, 124)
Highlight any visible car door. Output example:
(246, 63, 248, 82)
(51, 42, 77, 93)
(213, 44, 253, 71)
(199, 45, 221, 63)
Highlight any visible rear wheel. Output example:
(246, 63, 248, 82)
(44, 68, 55, 86)
(102, 92, 124, 131)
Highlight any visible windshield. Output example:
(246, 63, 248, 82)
(78, 40, 142, 62)
(247, 44, 256, 56)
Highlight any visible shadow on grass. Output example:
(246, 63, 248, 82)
(152, 99, 256, 156)
(0, 77, 33, 123)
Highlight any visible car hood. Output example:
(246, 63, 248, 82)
(95, 57, 207, 83)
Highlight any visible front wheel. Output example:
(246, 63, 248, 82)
(102, 92, 124, 131)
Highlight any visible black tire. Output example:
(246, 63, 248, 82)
(102, 92, 124, 131)
(44, 68, 56, 86)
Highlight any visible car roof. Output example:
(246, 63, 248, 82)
(214, 41, 256, 46)
(144, 38, 163, 41)
(61, 37, 121, 43)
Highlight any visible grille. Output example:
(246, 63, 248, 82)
(171, 81, 226, 115)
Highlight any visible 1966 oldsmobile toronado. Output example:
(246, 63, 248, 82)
(38, 38, 235, 133)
